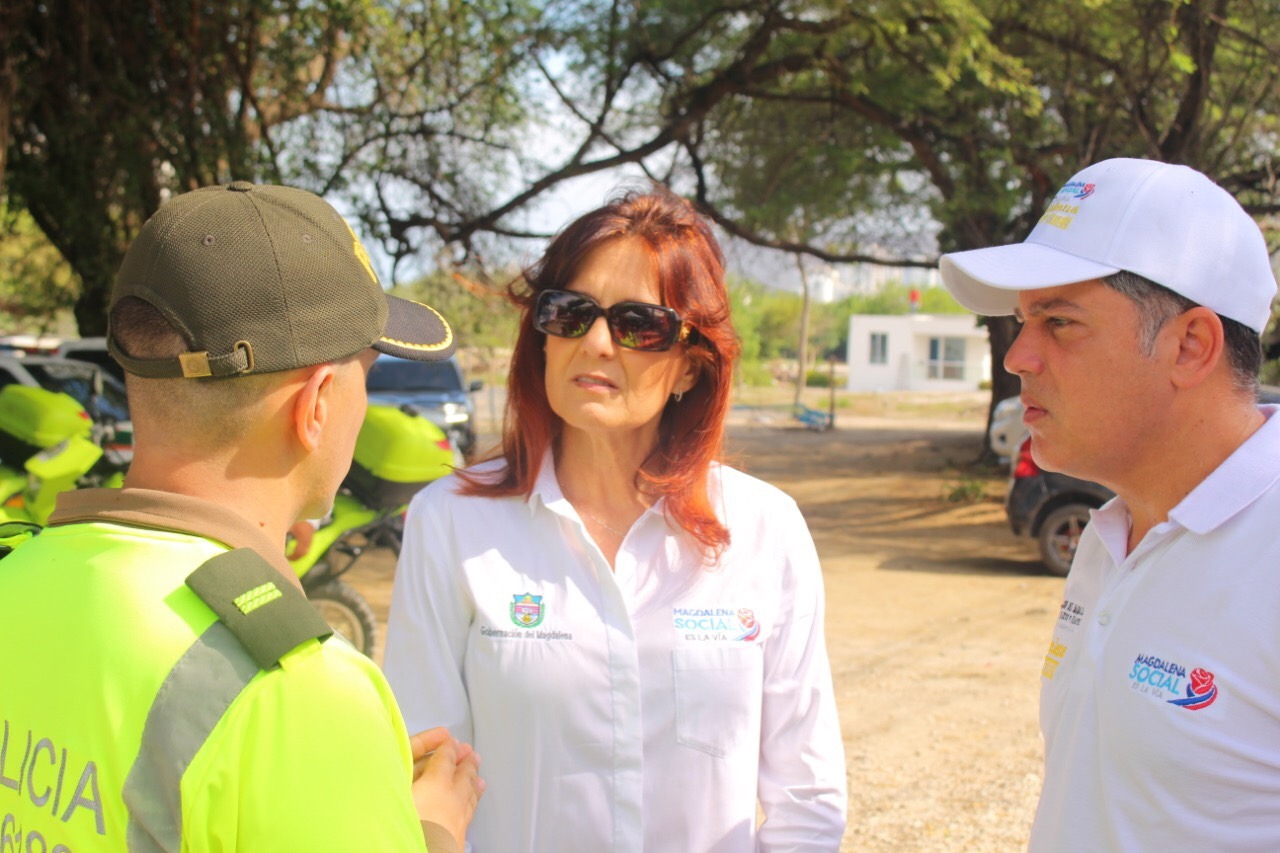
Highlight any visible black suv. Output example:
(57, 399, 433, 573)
(366, 354, 483, 458)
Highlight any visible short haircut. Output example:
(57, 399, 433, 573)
(457, 186, 741, 558)
(1102, 270, 1261, 398)
(110, 296, 287, 443)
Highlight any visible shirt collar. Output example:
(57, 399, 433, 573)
(1168, 404, 1280, 535)
(525, 448, 677, 526)
(528, 447, 565, 516)
(49, 487, 296, 578)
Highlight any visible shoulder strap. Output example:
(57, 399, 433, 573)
(0, 520, 41, 558)
(186, 548, 333, 670)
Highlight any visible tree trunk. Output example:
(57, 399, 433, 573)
(982, 315, 1021, 462)
(794, 255, 811, 407)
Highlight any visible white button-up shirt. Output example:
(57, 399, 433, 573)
(1032, 405, 1280, 851)
(384, 454, 847, 852)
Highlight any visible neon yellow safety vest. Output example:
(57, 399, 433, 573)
(0, 521, 427, 852)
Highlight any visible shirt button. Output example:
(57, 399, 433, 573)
(1097, 611, 1111, 626)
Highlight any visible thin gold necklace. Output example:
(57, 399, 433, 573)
(578, 507, 628, 537)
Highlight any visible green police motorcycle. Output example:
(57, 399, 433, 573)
(288, 403, 456, 657)
(0, 383, 127, 526)
(1, 384, 453, 659)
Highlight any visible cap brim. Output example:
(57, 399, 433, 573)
(939, 243, 1120, 316)
(376, 295, 456, 362)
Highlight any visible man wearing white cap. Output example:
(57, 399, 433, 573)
(940, 158, 1280, 850)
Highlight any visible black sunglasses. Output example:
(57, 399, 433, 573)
(534, 289, 691, 352)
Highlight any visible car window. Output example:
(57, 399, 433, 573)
(367, 359, 463, 393)
(24, 363, 131, 421)
(60, 347, 124, 383)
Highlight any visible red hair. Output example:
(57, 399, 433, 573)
(457, 186, 740, 557)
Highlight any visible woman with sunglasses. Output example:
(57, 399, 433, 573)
(383, 188, 847, 852)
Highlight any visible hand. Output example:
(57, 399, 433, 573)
(410, 727, 484, 850)
(286, 520, 316, 560)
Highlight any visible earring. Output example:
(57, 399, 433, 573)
(673, 390, 684, 403)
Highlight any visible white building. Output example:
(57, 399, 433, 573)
(845, 313, 990, 392)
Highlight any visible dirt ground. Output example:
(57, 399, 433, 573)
(343, 392, 1062, 851)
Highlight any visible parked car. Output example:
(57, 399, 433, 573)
(0, 334, 63, 356)
(1007, 383, 1280, 575)
(0, 354, 134, 462)
(1005, 436, 1113, 577)
(366, 354, 483, 458)
(54, 337, 124, 384)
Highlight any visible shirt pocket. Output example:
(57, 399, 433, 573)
(672, 646, 763, 758)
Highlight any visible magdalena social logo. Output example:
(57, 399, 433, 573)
(736, 608, 761, 642)
(1040, 181, 1097, 230)
(673, 604, 762, 642)
(1168, 668, 1218, 710)
(1129, 652, 1218, 710)
(1059, 180, 1096, 200)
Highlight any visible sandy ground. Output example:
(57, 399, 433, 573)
(341, 394, 1063, 851)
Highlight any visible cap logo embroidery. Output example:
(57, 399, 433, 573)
(342, 219, 380, 286)
(1060, 180, 1096, 200)
(1039, 181, 1097, 231)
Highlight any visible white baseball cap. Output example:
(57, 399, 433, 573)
(939, 158, 1277, 333)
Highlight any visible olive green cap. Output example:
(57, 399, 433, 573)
(108, 181, 454, 379)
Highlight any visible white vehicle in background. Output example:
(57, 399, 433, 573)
(55, 337, 124, 383)
(988, 395, 1027, 462)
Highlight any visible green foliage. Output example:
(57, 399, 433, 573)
(918, 287, 966, 314)
(6, 0, 1279, 373)
(944, 477, 988, 504)
(805, 370, 833, 388)
(727, 276, 766, 363)
(4, 0, 387, 334)
(0, 202, 80, 333)
(735, 360, 774, 388)
(2, 0, 541, 334)
(755, 291, 805, 360)
(388, 270, 519, 350)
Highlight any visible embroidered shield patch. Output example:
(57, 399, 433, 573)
(510, 592, 545, 628)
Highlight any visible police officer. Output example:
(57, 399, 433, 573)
(0, 182, 481, 852)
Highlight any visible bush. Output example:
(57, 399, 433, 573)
(737, 360, 775, 387)
(944, 477, 988, 503)
(805, 370, 833, 388)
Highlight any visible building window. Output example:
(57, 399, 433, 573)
(869, 332, 888, 365)
(927, 337, 966, 380)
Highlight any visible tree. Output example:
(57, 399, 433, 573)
(669, 0, 1280, 455)
(388, 269, 520, 351)
(2, 0, 389, 334)
(1, 0, 540, 334)
(7, 0, 1279, 459)
(360, 0, 1280, 454)
(0, 201, 78, 333)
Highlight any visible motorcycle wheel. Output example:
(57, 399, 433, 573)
(307, 579, 378, 658)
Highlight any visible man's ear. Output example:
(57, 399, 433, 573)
(1167, 306, 1225, 390)
(293, 364, 338, 451)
